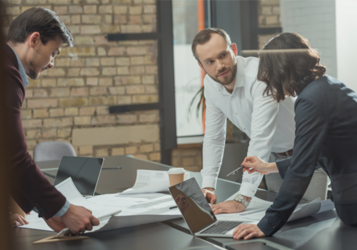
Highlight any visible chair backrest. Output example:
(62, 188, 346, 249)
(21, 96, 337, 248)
(33, 141, 77, 162)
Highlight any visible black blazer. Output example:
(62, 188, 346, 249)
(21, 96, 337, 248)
(258, 75, 357, 236)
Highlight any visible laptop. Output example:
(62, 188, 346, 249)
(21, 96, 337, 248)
(54, 156, 104, 196)
(169, 178, 253, 237)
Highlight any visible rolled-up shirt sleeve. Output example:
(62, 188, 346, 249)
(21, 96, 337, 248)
(257, 98, 328, 236)
(239, 81, 280, 197)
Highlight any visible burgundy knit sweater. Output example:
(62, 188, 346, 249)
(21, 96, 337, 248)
(3, 44, 65, 219)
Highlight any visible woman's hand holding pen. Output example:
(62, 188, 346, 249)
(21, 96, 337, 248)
(242, 156, 279, 175)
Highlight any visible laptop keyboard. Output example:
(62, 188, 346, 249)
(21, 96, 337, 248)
(200, 221, 242, 235)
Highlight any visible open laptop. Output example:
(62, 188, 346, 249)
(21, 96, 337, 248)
(54, 156, 104, 196)
(169, 178, 254, 237)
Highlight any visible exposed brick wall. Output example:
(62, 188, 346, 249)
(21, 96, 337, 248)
(5, 0, 161, 162)
(171, 145, 202, 172)
(258, 0, 281, 49)
(258, 0, 281, 28)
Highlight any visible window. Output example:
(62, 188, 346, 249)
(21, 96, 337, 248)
(172, 0, 211, 142)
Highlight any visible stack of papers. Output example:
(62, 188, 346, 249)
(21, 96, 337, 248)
(21, 172, 182, 234)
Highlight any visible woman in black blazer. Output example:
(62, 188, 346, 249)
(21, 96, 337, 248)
(232, 32, 357, 240)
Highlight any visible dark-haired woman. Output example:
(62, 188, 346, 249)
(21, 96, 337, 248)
(232, 32, 357, 240)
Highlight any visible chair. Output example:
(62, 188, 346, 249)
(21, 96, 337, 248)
(33, 141, 76, 162)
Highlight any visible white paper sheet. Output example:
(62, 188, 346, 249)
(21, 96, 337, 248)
(20, 179, 182, 234)
(21, 212, 52, 231)
(317, 199, 335, 214)
(117, 169, 190, 195)
(287, 198, 321, 222)
(224, 191, 272, 212)
(20, 178, 126, 232)
(217, 197, 334, 224)
(216, 196, 271, 221)
(85, 193, 181, 233)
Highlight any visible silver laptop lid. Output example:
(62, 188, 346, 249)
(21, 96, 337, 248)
(54, 156, 104, 196)
(169, 178, 217, 235)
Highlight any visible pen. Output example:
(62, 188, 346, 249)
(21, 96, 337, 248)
(102, 167, 122, 170)
(226, 166, 243, 177)
(169, 206, 177, 209)
(57, 209, 122, 237)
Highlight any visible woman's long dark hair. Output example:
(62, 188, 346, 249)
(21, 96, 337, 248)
(258, 32, 326, 102)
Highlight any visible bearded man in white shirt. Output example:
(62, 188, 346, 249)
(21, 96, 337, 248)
(193, 28, 328, 214)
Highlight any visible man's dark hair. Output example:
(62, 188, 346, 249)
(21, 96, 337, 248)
(7, 7, 73, 47)
(192, 28, 232, 62)
(258, 32, 326, 102)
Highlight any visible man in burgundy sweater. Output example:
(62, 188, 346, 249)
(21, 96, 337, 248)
(4, 7, 99, 234)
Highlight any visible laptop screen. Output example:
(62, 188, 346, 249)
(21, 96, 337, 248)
(54, 156, 104, 196)
(169, 178, 217, 234)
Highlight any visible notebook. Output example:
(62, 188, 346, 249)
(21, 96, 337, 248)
(54, 156, 104, 196)
(169, 177, 253, 237)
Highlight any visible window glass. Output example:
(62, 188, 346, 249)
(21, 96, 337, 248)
(172, 0, 209, 139)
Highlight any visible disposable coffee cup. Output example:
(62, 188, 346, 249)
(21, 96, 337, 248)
(168, 168, 185, 186)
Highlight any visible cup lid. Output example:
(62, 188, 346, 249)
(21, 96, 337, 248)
(168, 168, 185, 174)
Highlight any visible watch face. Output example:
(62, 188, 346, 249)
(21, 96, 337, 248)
(235, 194, 242, 201)
(235, 194, 248, 207)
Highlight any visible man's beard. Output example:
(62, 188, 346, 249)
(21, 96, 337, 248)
(205, 62, 237, 86)
(214, 65, 237, 86)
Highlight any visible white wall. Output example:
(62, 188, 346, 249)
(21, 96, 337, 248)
(336, 0, 357, 91)
(280, 0, 337, 78)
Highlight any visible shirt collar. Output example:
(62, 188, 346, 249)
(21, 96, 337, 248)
(7, 44, 29, 87)
(233, 56, 245, 89)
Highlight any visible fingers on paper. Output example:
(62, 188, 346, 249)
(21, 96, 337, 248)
(10, 214, 28, 226)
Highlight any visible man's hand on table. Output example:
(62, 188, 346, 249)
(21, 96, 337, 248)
(45, 204, 100, 234)
(202, 188, 217, 204)
(45, 216, 67, 232)
(211, 195, 252, 214)
(233, 224, 265, 240)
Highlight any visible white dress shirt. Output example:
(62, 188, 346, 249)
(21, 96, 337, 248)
(201, 56, 296, 197)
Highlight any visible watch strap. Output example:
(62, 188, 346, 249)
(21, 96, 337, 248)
(234, 194, 249, 208)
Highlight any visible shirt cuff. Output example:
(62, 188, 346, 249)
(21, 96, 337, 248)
(257, 215, 279, 237)
(54, 200, 70, 217)
(238, 182, 260, 198)
(202, 176, 218, 190)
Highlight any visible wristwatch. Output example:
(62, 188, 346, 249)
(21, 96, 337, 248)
(234, 194, 250, 208)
